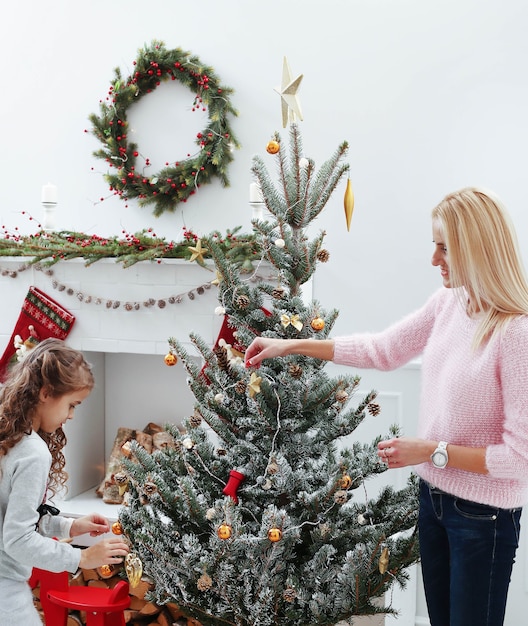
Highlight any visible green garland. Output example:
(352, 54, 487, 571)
(89, 40, 240, 217)
(0, 228, 258, 270)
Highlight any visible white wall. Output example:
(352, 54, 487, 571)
(2, 1, 528, 623)
(2, 0, 528, 336)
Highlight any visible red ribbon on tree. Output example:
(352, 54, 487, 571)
(222, 470, 245, 504)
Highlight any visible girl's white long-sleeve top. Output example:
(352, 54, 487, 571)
(0, 431, 81, 581)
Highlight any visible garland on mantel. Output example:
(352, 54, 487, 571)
(0, 226, 267, 311)
(0, 226, 258, 269)
(0, 260, 269, 311)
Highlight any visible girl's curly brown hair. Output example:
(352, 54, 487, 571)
(0, 338, 94, 496)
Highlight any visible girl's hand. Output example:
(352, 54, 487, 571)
(79, 537, 130, 569)
(70, 513, 110, 538)
(377, 437, 435, 469)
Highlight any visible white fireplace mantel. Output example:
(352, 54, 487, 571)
(0, 257, 225, 355)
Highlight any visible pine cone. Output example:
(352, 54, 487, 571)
(235, 380, 247, 394)
(288, 363, 302, 378)
(214, 345, 229, 371)
(272, 287, 285, 299)
(367, 402, 381, 416)
(336, 390, 349, 403)
(283, 587, 297, 603)
(317, 248, 330, 262)
(197, 573, 213, 591)
(334, 490, 348, 504)
(236, 294, 250, 309)
(189, 410, 202, 427)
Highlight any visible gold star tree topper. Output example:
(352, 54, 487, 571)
(274, 57, 304, 128)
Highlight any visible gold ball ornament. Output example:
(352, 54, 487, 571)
(111, 521, 124, 535)
(311, 317, 325, 331)
(266, 140, 280, 154)
(339, 474, 353, 489)
(217, 523, 232, 540)
(164, 352, 178, 366)
(98, 564, 115, 579)
(267, 527, 283, 542)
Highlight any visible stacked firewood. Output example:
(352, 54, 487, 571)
(32, 564, 203, 625)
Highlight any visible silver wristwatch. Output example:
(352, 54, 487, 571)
(431, 441, 449, 469)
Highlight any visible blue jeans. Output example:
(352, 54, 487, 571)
(419, 479, 522, 626)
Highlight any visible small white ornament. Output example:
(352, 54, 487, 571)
(206, 507, 217, 520)
(182, 437, 194, 450)
(299, 157, 309, 169)
(215, 306, 226, 316)
(275, 238, 285, 249)
(215, 393, 224, 404)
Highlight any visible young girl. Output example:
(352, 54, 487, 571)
(0, 338, 129, 626)
(244, 187, 528, 625)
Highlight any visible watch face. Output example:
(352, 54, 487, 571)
(432, 451, 448, 468)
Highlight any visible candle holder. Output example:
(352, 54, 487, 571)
(42, 202, 57, 232)
(41, 183, 58, 232)
(249, 182, 273, 222)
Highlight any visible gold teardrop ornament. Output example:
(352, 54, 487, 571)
(378, 546, 390, 574)
(344, 177, 354, 231)
(125, 552, 143, 588)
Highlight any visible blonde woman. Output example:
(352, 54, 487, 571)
(244, 188, 528, 626)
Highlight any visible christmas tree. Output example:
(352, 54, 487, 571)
(119, 123, 420, 626)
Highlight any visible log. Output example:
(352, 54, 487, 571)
(96, 427, 135, 503)
(128, 578, 154, 599)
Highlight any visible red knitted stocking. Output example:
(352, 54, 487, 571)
(0, 286, 75, 381)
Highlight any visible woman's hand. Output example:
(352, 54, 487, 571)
(79, 537, 130, 569)
(244, 338, 291, 368)
(244, 337, 334, 367)
(70, 513, 110, 538)
(377, 437, 435, 469)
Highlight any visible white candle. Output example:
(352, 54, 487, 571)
(41, 183, 58, 204)
(249, 182, 263, 203)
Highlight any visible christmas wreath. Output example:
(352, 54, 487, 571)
(89, 40, 240, 217)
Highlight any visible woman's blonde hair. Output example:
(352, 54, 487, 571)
(0, 338, 94, 495)
(432, 187, 528, 347)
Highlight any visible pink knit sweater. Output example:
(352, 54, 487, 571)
(333, 287, 528, 509)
